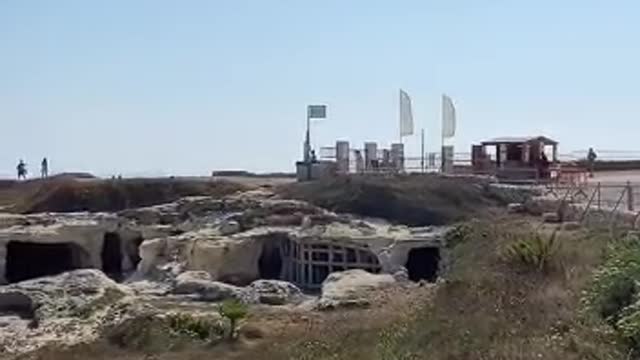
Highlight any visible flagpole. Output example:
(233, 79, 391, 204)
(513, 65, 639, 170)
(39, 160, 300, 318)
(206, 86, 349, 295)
(399, 90, 403, 145)
(441, 96, 445, 173)
(421, 128, 425, 173)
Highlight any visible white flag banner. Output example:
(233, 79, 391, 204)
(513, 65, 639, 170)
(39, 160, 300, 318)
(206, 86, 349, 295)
(442, 94, 456, 138)
(399, 89, 414, 137)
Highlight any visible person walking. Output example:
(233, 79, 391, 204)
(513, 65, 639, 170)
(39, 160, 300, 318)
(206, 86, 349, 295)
(16, 160, 27, 180)
(41, 157, 49, 179)
(587, 148, 597, 178)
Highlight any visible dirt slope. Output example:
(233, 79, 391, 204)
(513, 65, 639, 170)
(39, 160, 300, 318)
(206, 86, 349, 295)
(277, 175, 528, 226)
(7, 178, 248, 214)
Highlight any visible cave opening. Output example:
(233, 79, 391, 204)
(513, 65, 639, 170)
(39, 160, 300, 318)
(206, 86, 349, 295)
(405, 247, 440, 282)
(258, 236, 284, 280)
(101, 232, 123, 281)
(5, 241, 84, 283)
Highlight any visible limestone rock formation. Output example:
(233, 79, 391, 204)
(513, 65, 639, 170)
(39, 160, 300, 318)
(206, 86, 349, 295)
(172, 272, 245, 302)
(246, 279, 303, 305)
(0, 269, 130, 320)
(0, 189, 446, 291)
(0, 269, 138, 355)
(317, 269, 396, 309)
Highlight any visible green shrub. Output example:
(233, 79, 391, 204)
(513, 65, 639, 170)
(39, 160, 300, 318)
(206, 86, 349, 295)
(585, 235, 640, 322)
(218, 299, 249, 340)
(502, 230, 559, 272)
(615, 300, 640, 348)
(444, 223, 476, 249)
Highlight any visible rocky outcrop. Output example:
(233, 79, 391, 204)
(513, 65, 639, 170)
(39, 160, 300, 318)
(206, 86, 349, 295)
(317, 269, 396, 309)
(246, 280, 303, 305)
(0, 189, 446, 290)
(172, 271, 246, 302)
(136, 222, 446, 288)
(171, 273, 303, 305)
(0, 269, 130, 319)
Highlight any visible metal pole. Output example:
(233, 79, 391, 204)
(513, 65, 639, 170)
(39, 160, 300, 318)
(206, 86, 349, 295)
(628, 181, 634, 211)
(421, 128, 425, 173)
(441, 130, 445, 173)
(305, 110, 311, 181)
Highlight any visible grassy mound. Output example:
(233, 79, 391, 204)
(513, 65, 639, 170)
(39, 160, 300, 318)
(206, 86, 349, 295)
(277, 175, 528, 226)
(10, 178, 247, 213)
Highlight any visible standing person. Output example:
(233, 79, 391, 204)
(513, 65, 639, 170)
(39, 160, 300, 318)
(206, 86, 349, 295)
(587, 148, 597, 178)
(41, 157, 49, 179)
(540, 152, 550, 179)
(16, 160, 27, 180)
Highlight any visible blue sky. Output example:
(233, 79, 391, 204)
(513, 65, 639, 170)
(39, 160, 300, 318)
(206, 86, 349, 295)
(2, 0, 640, 177)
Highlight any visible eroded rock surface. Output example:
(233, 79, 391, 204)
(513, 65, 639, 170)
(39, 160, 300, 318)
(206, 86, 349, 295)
(0, 188, 450, 355)
(317, 269, 396, 309)
(246, 280, 304, 305)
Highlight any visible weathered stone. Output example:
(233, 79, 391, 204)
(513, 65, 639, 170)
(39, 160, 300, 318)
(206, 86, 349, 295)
(542, 212, 561, 223)
(0, 269, 130, 319)
(198, 281, 245, 302)
(392, 268, 409, 282)
(246, 280, 303, 305)
(173, 271, 214, 294)
(172, 273, 245, 302)
(218, 220, 241, 235)
(507, 203, 525, 214)
(317, 269, 396, 310)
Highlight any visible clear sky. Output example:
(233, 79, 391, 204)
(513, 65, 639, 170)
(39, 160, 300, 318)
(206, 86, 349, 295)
(2, 0, 640, 177)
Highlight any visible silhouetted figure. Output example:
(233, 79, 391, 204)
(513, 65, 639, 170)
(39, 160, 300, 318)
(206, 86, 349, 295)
(310, 150, 317, 163)
(587, 148, 597, 177)
(540, 152, 550, 179)
(16, 160, 27, 180)
(41, 158, 49, 179)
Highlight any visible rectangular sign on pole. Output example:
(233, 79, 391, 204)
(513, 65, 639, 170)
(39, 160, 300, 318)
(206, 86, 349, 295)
(307, 105, 327, 119)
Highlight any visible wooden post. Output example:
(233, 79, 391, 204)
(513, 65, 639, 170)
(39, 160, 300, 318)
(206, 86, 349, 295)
(306, 246, 312, 287)
(628, 181, 634, 212)
(597, 182, 601, 210)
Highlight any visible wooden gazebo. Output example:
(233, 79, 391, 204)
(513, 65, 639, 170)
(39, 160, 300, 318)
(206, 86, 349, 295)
(472, 135, 559, 181)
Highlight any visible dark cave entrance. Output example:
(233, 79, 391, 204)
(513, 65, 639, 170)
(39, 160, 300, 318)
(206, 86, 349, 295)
(258, 235, 284, 280)
(5, 241, 83, 283)
(101, 232, 123, 280)
(406, 247, 440, 282)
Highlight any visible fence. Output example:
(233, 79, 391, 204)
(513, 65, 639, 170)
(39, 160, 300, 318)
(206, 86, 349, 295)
(543, 181, 640, 229)
(319, 146, 472, 173)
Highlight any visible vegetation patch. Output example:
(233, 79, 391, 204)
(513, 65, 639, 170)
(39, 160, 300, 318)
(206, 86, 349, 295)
(278, 175, 529, 226)
(583, 232, 640, 354)
(501, 230, 560, 272)
(10, 178, 247, 213)
(242, 218, 624, 360)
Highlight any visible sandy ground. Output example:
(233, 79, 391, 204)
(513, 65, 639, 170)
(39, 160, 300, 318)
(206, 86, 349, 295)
(559, 170, 640, 210)
(589, 170, 640, 185)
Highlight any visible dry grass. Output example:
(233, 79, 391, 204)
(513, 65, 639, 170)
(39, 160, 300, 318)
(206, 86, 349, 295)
(0, 177, 247, 214)
(244, 218, 624, 360)
(277, 174, 530, 226)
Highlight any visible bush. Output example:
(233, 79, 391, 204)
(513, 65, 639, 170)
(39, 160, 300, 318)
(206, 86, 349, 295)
(502, 230, 559, 272)
(444, 223, 473, 248)
(218, 299, 249, 340)
(584, 235, 640, 322)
